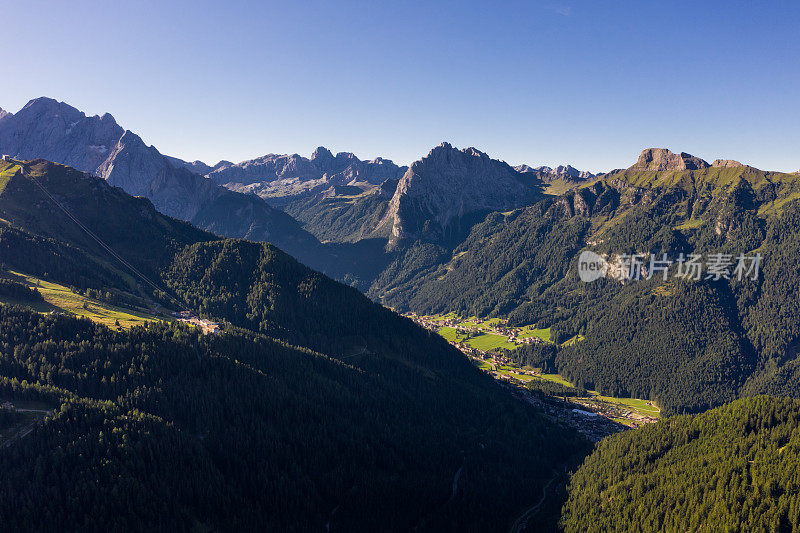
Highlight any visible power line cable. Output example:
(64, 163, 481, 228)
(19, 162, 190, 311)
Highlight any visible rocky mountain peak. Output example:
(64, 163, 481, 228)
(206, 145, 406, 204)
(21, 97, 82, 120)
(380, 142, 541, 245)
(0, 97, 126, 178)
(100, 112, 118, 124)
(0, 108, 10, 122)
(410, 142, 490, 173)
(22, 96, 62, 110)
(311, 146, 334, 164)
(630, 148, 710, 171)
(712, 159, 745, 168)
(555, 164, 576, 174)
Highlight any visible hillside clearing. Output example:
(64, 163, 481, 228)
(0, 271, 163, 329)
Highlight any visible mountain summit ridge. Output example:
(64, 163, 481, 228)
(201, 146, 408, 205)
(629, 148, 710, 171)
(379, 142, 544, 245)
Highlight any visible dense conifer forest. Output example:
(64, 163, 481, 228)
(0, 160, 590, 530)
(561, 396, 800, 532)
(0, 303, 590, 531)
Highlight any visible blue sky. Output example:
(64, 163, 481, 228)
(2, 0, 798, 172)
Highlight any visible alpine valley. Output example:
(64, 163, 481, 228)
(4, 97, 800, 531)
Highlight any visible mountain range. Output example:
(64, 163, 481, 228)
(0, 98, 317, 260)
(196, 146, 407, 206)
(0, 97, 594, 284)
(7, 97, 800, 416)
(5, 95, 800, 530)
(0, 157, 587, 530)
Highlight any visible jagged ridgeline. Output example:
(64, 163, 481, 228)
(0, 159, 588, 531)
(0, 97, 322, 263)
(561, 396, 800, 532)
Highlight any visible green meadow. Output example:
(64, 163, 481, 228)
(0, 271, 164, 329)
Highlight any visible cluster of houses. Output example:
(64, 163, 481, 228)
(406, 313, 545, 351)
(174, 310, 220, 334)
(404, 313, 545, 380)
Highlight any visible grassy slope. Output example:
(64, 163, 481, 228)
(437, 326, 468, 343)
(0, 163, 19, 194)
(519, 326, 552, 341)
(583, 166, 800, 241)
(437, 326, 518, 351)
(0, 271, 162, 329)
(611, 166, 777, 190)
(534, 373, 660, 419)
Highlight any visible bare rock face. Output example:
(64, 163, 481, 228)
(629, 148, 710, 171)
(712, 159, 745, 168)
(376, 178, 399, 199)
(0, 98, 124, 176)
(0, 107, 10, 124)
(380, 142, 542, 244)
(96, 130, 217, 221)
(209, 152, 320, 186)
(515, 163, 596, 192)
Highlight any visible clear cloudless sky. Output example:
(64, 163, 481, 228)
(1, 0, 798, 172)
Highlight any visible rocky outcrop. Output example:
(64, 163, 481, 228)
(0, 97, 319, 259)
(712, 159, 745, 168)
(209, 152, 320, 186)
(629, 148, 710, 171)
(376, 178, 399, 199)
(380, 142, 543, 244)
(554, 182, 617, 218)
(0, 108, 10, 124)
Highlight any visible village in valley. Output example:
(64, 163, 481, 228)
(404, 312, 660, 441)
